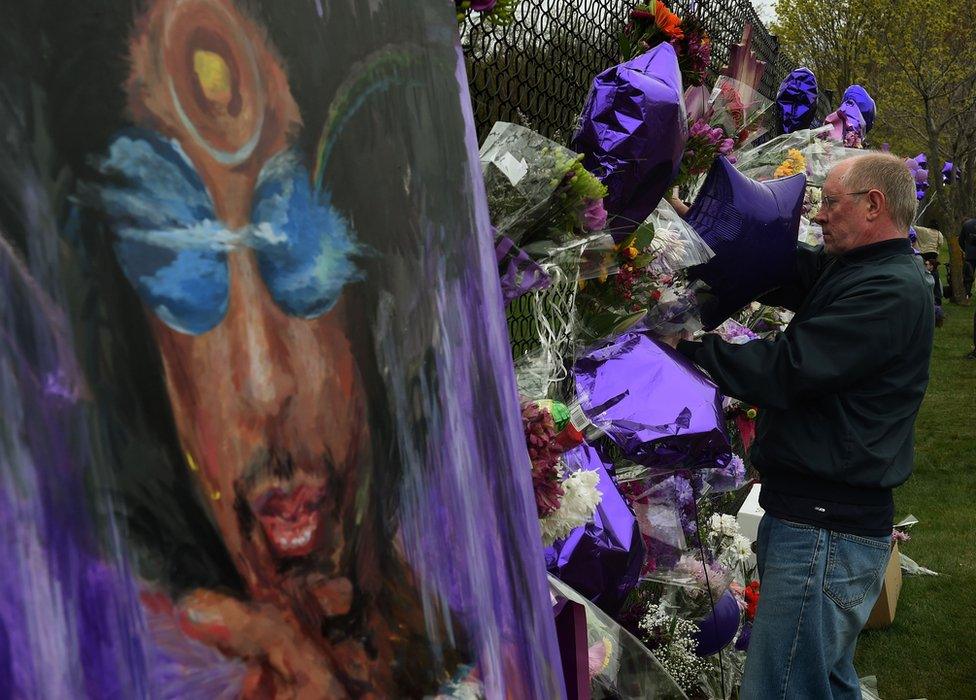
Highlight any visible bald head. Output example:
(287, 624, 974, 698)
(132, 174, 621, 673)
(813, 153, 917, 254)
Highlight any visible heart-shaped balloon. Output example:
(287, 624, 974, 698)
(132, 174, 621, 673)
(693, 589, 741, 656)
(686, 156, 806, 329)
(572, 43, 688, 239)
(573, 330, 730, 470)
(545, 442, 645, 616)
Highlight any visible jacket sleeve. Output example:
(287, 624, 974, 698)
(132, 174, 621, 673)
(678, 279, 911, 410)
(756, 243, 828, 312)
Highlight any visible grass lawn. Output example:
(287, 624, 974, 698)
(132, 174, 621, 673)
(853, 295, 976, 699)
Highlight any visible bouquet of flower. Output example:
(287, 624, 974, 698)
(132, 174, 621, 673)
(620, 1, 712, 86)
(521, 400, 603, 545)
(455, 0, 519, 24)
(575, 200, 713, 343)
(675, 77, 773, 190)
(481, 122, 608, 249)
(733, 125, 862, 186)
(637, 601, 712, 692)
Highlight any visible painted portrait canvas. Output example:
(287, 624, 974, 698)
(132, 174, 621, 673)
(0, 0, 562, 697)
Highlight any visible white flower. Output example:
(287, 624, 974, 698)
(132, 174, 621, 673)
(733, 535, 753, 559)
(638, 603, 711, 692)
(540, 469, 603, 545)
(709, 513, 740, 537)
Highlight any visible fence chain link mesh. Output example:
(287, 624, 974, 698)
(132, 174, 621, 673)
(463, 0, 831, 365)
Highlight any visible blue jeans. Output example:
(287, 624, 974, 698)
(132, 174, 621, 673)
(740, 515, 891, 699)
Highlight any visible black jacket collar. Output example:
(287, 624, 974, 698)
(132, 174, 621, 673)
(839, 237, 913, 263)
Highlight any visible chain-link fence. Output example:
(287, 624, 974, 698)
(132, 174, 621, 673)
(461, 0, 832, 143)
(463, 0, 832, 371)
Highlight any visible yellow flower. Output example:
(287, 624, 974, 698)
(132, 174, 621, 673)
(746, 407, 758, 420)
(623, 245, 639, 260)
(775, 149, 807, 178)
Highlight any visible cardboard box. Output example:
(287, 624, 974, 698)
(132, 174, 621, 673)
(736, 483, 764, 542)
(736, 483, 764, 572)
(864, 542, 902, 630)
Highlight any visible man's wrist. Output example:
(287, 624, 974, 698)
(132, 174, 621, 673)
(676, 338, 703, 361)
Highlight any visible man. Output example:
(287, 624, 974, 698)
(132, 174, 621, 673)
(960, 219, 976, 358)
(677, 153, 933, 699)
(922, 254, 945, 328)
(913, 223, 945, 259)
(961, 218, 976, 299)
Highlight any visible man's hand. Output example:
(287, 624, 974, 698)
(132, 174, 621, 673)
(658, 329, 697, 349)
(178, 588, 352, 699)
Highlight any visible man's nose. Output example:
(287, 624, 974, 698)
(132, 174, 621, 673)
(813, 206, 827, 226)
(223, 250, 297, 415)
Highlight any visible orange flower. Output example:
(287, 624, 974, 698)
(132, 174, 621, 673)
(655, 1, 684, 41)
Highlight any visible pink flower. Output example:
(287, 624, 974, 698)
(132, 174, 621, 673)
(718, 138, 735, 155)
(582, 198, 608, 231)
(689, 118, 710, 138)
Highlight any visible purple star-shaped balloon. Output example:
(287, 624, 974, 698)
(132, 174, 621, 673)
(686, 156, 806, 329)
(572, 43, 687, 239)
(776, 67, 818, 134)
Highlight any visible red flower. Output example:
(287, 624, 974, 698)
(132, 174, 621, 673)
(522, 402, 565, 518)
(744, 580, 760, 621)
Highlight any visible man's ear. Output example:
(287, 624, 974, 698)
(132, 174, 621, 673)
(865, 190, 885, 222)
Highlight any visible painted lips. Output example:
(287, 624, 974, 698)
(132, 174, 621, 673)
(252, 484, 325, 559)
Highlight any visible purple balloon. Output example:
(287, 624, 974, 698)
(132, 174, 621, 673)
(495, 234, 551, 303)
(776, 68, 818, 134)
(573, 331, 730, 469)
(733, 621, 752, 652)
(545, 443, 645, 616)
(906, 155, 928, 200)
(572, 43, 687, 239)
(686, 156, 806, 329)
(842, 84, 876, 132)
(943, 161, 957, 185)
(693, 589, 741, 656)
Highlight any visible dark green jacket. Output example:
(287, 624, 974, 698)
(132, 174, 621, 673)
(679, 238, 934, 494)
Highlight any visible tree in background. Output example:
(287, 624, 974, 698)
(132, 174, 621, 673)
(774, 0, 976, 301)
(770, 0, 875, 102)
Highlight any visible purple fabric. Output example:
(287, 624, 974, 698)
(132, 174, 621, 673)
(573, 332, 730, 469)
(775, 68, 818, 134)
(686, 156, 806, 329)
(495, 235, 551, 302)
(693, 589, 741, 656)
(572, 43, 687, 239)
(392, 44, 565, 697)
(0, 219, 155, 697)
(842, 84, 876, 132)
(545, 443, 645, 616)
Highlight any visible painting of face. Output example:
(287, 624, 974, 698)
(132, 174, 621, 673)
(105, 0, 368, 599)
(0, 0, 563, 696)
